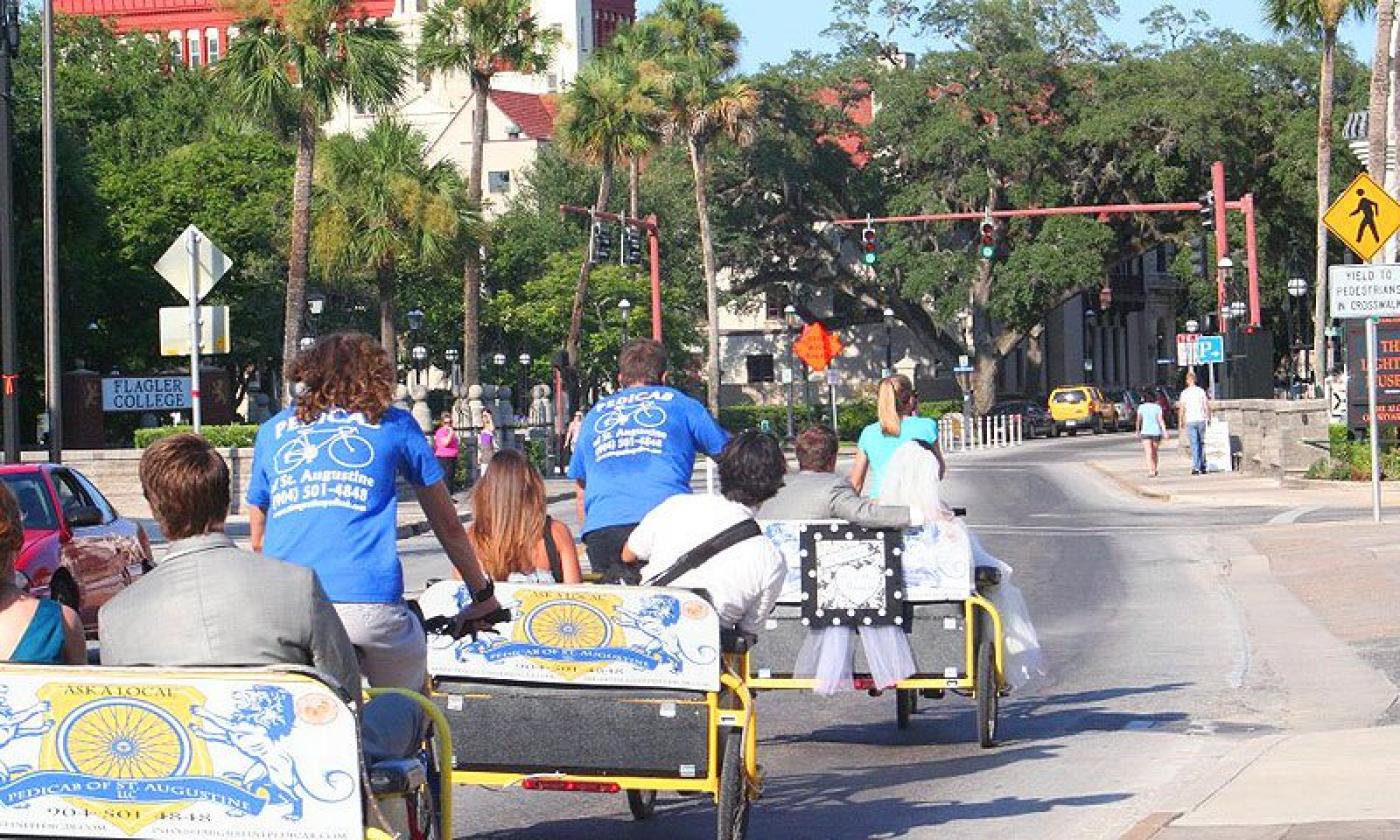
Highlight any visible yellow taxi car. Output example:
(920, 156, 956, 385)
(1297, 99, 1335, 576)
(1047, 385, 1117, 435)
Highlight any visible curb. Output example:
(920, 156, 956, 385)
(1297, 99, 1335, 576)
(1086, 461, 1174, 502)
(394, 489, 575, 540)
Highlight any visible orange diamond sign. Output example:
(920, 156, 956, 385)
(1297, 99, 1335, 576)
(794, 322, 844, 372)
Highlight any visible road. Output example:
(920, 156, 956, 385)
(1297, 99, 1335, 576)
(398, 433, 1354, 839)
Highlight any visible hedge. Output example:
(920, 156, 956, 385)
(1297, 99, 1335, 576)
(718, 404, 819, 436)
(133, 424, 260, 449)
(719, 398, 965, 443)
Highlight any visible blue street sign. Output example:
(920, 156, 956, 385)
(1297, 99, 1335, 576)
(953, 365, 975, 374)
(1196, 335, 1224, 364)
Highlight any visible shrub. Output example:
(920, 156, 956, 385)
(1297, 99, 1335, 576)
(718, 404, 818, 437)
(836, 399, 878, 442)
(133, 424, 260, 449)
(1329, 423, 1351, 459)
(918, 400, 963, 419)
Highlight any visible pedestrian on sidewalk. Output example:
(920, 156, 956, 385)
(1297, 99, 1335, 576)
(568, 339, 729, 584)
(434, 413, 460, 495)
(245, 332, 504, 690)
(477, 409, 496, 478)
(1178, 370, 1211, 475)
(1136, 392, 1167, 477)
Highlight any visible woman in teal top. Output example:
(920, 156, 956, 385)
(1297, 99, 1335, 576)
(851, 374, 946, 499)
(1135, 394, 1169, 478)
(0, 485, 85, 665)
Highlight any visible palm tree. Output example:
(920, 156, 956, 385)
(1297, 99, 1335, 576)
(312, 118, 468, 354)
(649, 0, 758, 415)
(218, 0, 408, 394)
(417, 0, 561, 388)
(556, 50, 661, 375)
(1367, 0, 1394, 189)
(606, 24, 667, 217)
(1264, 0, 1374, 380)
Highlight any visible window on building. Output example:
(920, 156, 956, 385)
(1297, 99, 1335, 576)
(746, 354, 775, 383)
(187, 29, 201, 66)
(169, 32, 183, 66)
(487, 171, 511, 194)
(764, 288, 789, 321)
(205, 28, 219, 63)
(506, 123, 522, 140)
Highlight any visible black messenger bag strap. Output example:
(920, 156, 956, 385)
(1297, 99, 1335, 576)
(646, 519, 763, 587)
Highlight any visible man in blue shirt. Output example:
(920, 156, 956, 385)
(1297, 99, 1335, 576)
(568, 340, 729, 583)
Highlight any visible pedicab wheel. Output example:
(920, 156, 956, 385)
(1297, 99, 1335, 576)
(417, 725, 444, 840)
(627, 789, 657, 820)
(974, 611, 998, 749)
(895, 688, 918, 730)
(717, 732, 750, 840)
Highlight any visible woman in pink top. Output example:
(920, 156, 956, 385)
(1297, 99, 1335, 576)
(434, 413, 461, 494)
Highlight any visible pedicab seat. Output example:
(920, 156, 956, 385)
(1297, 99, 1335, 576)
(420, 581, 726, 779)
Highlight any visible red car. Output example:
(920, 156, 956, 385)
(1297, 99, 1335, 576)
(0, 464, 152, 632)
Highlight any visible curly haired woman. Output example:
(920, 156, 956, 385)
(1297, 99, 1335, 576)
(246, 332, 502, 690)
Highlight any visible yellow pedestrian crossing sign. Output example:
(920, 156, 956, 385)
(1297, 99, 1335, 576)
(1324, 172, 1400, 261)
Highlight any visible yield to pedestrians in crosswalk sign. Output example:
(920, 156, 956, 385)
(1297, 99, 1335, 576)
(1324, 172, 1400, 261)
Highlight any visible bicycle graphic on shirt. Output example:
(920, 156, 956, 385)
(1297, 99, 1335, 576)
(274, 426, 376, 474)
(596, 399, 668, 432)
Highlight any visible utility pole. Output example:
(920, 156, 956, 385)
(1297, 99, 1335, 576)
(41, 0, 59, 463)
(0, 0, 18, 463)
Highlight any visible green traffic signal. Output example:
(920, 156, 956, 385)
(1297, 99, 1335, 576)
(980, 244, 996, 260)
(863, 252, 878, 266)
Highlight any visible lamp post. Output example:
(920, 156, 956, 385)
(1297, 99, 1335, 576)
(882, 307, 894, 378)
(784, 304, 797, 440)
(298, 336, 315, 352)
(618, 298, 632, 344)
(518, 352, 531, 417)
(492, 352, 506, 387)
(411, 344, 428, 389)
(1083, 305, 1097, 384)
(1288, 275, 1309, 387)
(445, 347, 460, 393)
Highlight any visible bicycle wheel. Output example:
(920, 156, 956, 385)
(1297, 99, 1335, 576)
(328, 433, 375, 469)
(895, 688, 918, 730)
(975, 611, 998, 749)
(716, 732, 750, 840)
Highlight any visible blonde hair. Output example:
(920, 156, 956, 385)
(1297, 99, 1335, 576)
(467, 449, 547, 581)
(877, 375, 915, 436)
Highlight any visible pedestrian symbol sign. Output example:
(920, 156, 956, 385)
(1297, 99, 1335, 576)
(1324, 172, 1400, 261)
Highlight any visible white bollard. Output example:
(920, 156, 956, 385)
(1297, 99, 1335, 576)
(1014, 414, 1023, 445)
(980, 416, 990, 450)
(705, 457, 716, 495)
(961, 415, 969, 451)
(996, 415, 1006, 447)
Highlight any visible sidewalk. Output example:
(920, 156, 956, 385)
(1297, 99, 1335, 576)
(1091, 448, 1400, 838)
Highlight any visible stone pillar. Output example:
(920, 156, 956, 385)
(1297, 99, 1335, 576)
(409, 384, 432, 432)
(392, 384, 411, 414)
(62, 367, 104, 450)
(893, 353, 921, 388)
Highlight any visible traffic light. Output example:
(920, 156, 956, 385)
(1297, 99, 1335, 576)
(979, 221, 997, 260)
(1190, 234, 1206, 277)
(1199, 191, 1215, 230)
(590, 221, 613, 265)
(861, 226, 878, 266)
(622, 226, 643, 266)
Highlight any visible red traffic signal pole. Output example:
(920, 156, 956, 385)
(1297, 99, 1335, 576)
(560, 205, 663, 341)
(833, 163, 1261, 328)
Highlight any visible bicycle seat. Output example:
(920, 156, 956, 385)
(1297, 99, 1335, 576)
(974, 566, 1001, 587)
(368, 758, 426, 795)
(721, 629, 757, 654)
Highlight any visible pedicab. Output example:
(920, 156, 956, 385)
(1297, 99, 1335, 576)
(0, 663, 451, 840)
(748, 519, 1008, 746)
(419, 580, 761, 839)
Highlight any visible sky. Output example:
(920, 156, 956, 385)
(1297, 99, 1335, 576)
(633, 1, 1378, 72)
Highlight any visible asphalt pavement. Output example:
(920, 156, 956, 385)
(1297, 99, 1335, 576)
(398, 432, 1350, 839)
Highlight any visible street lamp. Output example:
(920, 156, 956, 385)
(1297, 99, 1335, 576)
(882, 307, 895, 377)
(307, 290, 326, 317)
(299, 336, 315, 352)
(445, 347, 460, 391)
(517, 353, 532, 417)
(1185, 319, 1200, 334)
(1228, 301, 1248, 320)
(1083, 305, 1097, 384)
(784, 304, 798, 440)
(407, 308, 425, 333)
(618, 298, 632, 343)
(1287, 275, 1309, 386)
(492, 352, 506, 383)
(411, 344, 428, 388)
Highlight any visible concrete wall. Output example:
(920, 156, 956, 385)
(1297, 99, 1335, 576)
(1212, 399, 1330, 479)
(22, 448, 256, 522)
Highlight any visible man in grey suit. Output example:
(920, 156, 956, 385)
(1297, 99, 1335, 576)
(760, 426, 926, 528)
(99, 433, 420, 761)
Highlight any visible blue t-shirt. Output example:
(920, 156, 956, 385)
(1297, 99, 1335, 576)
(246, 406, 443, 603)
(1138, 402, 1165, 437)
(857, 415, 939, 500)
(567, 385, 729, 534)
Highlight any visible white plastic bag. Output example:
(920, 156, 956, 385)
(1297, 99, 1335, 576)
(970, 533, 1047, 690)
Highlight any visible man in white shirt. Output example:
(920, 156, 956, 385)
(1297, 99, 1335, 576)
(1178, 370, 1211, 475)
(622, 431, 787, 636)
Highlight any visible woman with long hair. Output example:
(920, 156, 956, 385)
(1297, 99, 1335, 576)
(467, 449, 581, 584)
(246, 332, 502, 689)
(0, 484, 84, 664)
(850, 374, 945, 498)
